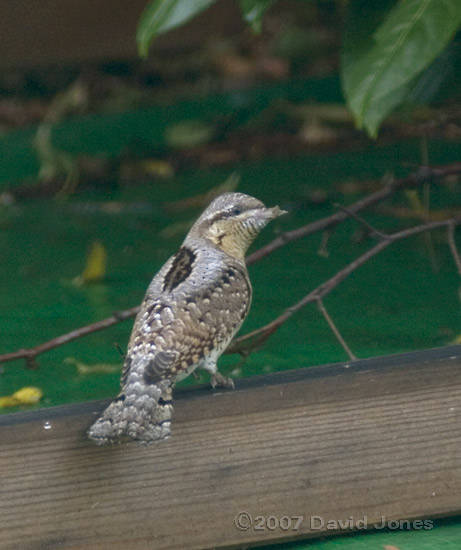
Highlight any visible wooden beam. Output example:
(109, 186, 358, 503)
(1, 346, 461, 550)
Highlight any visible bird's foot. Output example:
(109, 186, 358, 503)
(210, 372, 235, 389)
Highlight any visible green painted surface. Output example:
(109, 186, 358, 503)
(1, 139, 460, 408)
(0, 76, 342, 186)
(0, 80, 460, 547)
(259, 517, 461, 549)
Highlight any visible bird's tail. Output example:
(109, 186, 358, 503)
(88, 379, 173, 445)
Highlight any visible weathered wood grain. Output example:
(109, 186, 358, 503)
(1, 346, 461, 550)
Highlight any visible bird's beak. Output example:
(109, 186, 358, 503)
(267, 205, 288, 219)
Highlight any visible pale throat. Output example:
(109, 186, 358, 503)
(207, 223, 257, 261)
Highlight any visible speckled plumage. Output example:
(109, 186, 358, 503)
(88, 192, 286, 445)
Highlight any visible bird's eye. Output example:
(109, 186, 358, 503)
(232, 207, 242, 215)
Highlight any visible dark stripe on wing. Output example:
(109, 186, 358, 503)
(162, 246, 196, 292)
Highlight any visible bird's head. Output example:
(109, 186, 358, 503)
(187, 192, 287, 261)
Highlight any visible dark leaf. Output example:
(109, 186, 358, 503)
(137, 0, 217, 57)
(342, 0, 461, 137)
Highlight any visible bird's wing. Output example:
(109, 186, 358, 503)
(121, 349, 179, 387)
(143, 350, 180, 384)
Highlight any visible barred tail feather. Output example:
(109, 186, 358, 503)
(88, 378, 173, 445)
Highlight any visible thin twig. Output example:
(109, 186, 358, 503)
(316, 298, 357, 361)
(1, 162, 460, 367)
(247, 184, 394, 265)
(229, 217, 461, 355)
(246, 162, 461, 266)
(334, 203, 390, 240)
(448, 222, 461, 276)
(318, 229, 333, 257)
(0, 307, 139, 366)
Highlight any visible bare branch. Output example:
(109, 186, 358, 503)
(316, 298, 357, 361)
(0, 307, 139, 367)
(334, 203, 390, 240)
(246, 184, 394, 265)
(229, 217, 461, 356)
(246, 162, 461, 266)
(1, 162, 460, 368)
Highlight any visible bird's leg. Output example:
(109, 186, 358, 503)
(211, 371, 235, 389)
(200, 360, 235, 389)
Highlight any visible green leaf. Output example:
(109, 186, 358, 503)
(341, 0, 461, 137)
(137, 0, 217, 57)
(407, 38, 460, 105)
(238, 0, 276, 33)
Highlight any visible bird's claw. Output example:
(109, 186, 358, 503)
(210, 372, 235, 389)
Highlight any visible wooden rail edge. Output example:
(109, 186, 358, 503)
(1, 345, 461, 549)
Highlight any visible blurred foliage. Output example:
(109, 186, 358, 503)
(238, 0, 276, 33)
(137, 0, 461, 137)
(0, 387, 43, 408)
(137, 0, 216, 57)
(74, 240, 108, 285)
(341, 0, 461, 137)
